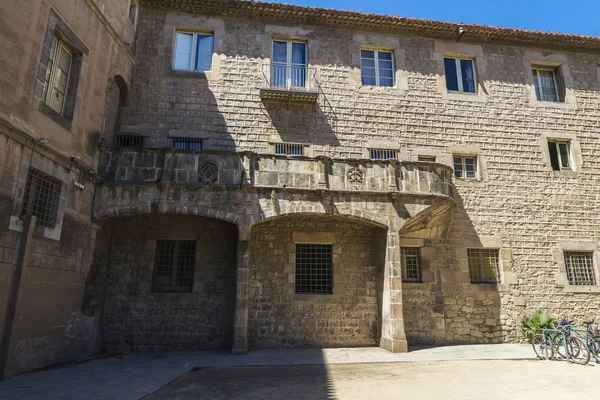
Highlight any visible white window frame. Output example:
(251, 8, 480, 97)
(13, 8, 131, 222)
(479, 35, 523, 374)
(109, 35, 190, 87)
(43, 36, 73, 115)
(444, 57, 476, 94)
(173, 30, 214, 72)
(532, 66, 560, 102)
(360, 49, 395, 87)
(548, 140, 571, 170)
(453, 155, 478, 180)
(271, 40, 308, 89)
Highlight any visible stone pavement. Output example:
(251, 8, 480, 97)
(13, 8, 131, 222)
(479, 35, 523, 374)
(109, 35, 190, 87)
(0, 344, 534, 400)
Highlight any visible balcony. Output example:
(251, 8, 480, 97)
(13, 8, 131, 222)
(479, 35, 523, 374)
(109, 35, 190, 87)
(260, 63, 319, 103)
(96, 149, 454, 198)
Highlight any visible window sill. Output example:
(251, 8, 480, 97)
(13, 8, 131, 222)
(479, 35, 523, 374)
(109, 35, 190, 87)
(561, 285, 600, 294)
(168, 69, 209, 79)
(530, 100, 577, 109)
(470, 283, 509, 292)
(358, 85, 402, 94)
(454, 178, 484, 188)
(294, 293, 334, 302)
(550, 170, 578, 178)
(38, 102, 72, 131)
(442, 91, 487, 103)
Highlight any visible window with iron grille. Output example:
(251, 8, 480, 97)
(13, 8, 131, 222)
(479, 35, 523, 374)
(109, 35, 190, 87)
(295, 244, 333, 294)
(20, 168, 62, 228)
(468, 249, 500, 284)
(564, 252, 597, 286)
(152, 240, 196, 293)
(275, 143, 304, 156)
(369, 149, 397, 160)
(113, 134, 144, 148)
(401, 247, 422, 283)
(173, 137, 202, 151)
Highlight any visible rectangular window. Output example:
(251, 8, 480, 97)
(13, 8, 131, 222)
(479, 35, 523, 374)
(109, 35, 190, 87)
(361, 50, 394, 87)
(533, 67, 559, 102)
(564, 252, 596, 286)
(369, 149, 398, 160)
(444, 57, 476, 93)
(152, 240, 196, 293)
(173, 137, 202, 151)
(173, 31, 213, 72)
(468, 249, 500, 284)
(295, 244, 333, 294)
(43, 36, 73, 114)
(453, 156, 477, 180)
(418, 155, 436, 162)
(274, 143, 304, 156)
(547, 140, 571, 171)
(401, 247, 422, 283)
(20, 168, 62, 228)
(128, 1, 137, 24)
(113, 134, 145, 148)
(271, 40, 307, 89)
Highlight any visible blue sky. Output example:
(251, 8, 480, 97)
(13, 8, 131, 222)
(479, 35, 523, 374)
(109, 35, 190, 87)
(275, 1, 599, 37)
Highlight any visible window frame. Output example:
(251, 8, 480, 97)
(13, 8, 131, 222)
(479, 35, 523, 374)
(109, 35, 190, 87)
(401, 247, 422, 283)
(151, 239, 196, 293)
(532, 66, 560, 102)
(418, 155, 436, 162)
(453, 155, 478, 180)
(444, 57, 477, 94)
(173, 30, 214, 72)
(271, 39, 308, 89)
(20, 167, 62, 228)
(548, 140, 571, 170)
(564, 251, 597, 286)
(369, 148, 398, 160)
(295, 243, 333, 295)
(360, 49, 395, 87)
(43, 35, 74, 115)
(467, 248, 501, 284)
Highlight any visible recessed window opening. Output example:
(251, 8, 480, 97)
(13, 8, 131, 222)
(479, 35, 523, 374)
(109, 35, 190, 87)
(533, 67, 560, 102)
(275, 143, 304, 156)
(369, 149, 397, 160)
(453, 155, 477, 180)
(547, 140, 571, 171)
(43, 35, 73, 114)
(173, 137, 202, 151)
(444, 57, 476, 93)
(418, 155, 436, 162)
(173, 31, 214, 72)
(20, 168, 62, 228)
(361, 49, 394, 87)
(564, 252, 597, 286)
(152, 240, 196, 293)
(401, 247, 422, 283)
(295, 244, 333, 294)
(468, 248, 500, 284)
(271, 40, 308, 89)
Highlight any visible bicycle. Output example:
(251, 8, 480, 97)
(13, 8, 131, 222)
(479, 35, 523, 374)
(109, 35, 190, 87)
(583, 320, 600, 363)
(531, 323, 557, 360)
(552, 320, 591, 365)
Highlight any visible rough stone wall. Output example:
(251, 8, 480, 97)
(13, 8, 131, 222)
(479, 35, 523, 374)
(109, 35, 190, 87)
(102, 215, 237, 353)
(248, 216, 385, 348)
(117, 9, 600, 345)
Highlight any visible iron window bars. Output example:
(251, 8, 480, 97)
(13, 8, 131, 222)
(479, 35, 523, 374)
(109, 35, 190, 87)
(468, 248, 500, 284)
(274, 143, 304, 156)
(152, 240, 196, 293)
(401, 247, 422, 283)
(113, 134, 144, 148)
(295, 244, 333, 294)
(564, 252, 597, 286)
(173, 137, 202, 151)
(369, 149, 398, 160)
(20, 168, 62, 228)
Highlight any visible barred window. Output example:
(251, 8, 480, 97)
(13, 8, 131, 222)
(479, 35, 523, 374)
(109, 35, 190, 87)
(173, 137, 202, 151)
(275, 143, 304, 156)
(113, 134, 144, 148)
(152, 240, 196, 293)
(20, 168, 62, 228)
(468, 249, 500, 284)
(564, 252, 597, 286)
(401, 247, 422, 283)
(295, 244, 333, 294)
(369, 149, 397, 160)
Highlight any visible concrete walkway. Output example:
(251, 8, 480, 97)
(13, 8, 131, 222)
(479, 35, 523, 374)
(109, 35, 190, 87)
(0, 344, 535, 400)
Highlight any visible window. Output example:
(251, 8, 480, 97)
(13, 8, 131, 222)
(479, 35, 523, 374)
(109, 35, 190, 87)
(468, 249, 500, 284)
(533, 67, 559, 102)
(401, 247, 422, 283)
(173, 137, 202, 151)
(43, 35, 73, 114)
(361, 50, 394, 87)
(444, 57, 476, 93)
(272, 40, 307, 89)
(128, 1, 137, 24)
(173, 31, 213, 71)
(453, 156, 477, 180)
(564, 252, 597, 286)
(152, 240, 196, 293)
(418, 155, 436, 162)
(369, 149, 397, 160)
(113, 134, 144, 148)
(295, 244, 333, 294)
(20, 168, 62, 228)
(547, 140, 571, 171)
(274, 143, 304, 156)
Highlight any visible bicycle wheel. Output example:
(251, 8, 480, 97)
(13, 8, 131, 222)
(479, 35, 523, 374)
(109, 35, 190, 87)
(553, 334, 567, 359)
(532, 334, 554, 360)
(567, 337, 590, 365)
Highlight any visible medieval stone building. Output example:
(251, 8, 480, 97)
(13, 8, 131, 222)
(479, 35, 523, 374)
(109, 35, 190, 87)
(2, 0, 600, 378)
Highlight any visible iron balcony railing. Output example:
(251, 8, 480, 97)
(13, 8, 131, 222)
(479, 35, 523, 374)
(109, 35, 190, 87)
(261, 63, 318, 92)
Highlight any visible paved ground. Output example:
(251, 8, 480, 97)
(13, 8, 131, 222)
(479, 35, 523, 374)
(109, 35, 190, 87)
(147, 360, 600, 400)
(0, 344, 542, 399)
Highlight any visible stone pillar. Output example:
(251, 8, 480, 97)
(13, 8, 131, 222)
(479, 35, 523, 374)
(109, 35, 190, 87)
(232, 239, 250, 354)
(387, 160, 399, 192)
(380, 229, 408, 353)
(315, 155, 331, 189)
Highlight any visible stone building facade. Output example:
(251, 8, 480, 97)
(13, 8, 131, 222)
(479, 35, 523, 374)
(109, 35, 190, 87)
(3, 0, 600, 378)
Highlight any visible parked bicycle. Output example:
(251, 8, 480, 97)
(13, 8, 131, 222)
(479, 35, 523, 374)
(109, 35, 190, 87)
(583, 320, 600, 363)
(532, 321, 590, 365)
